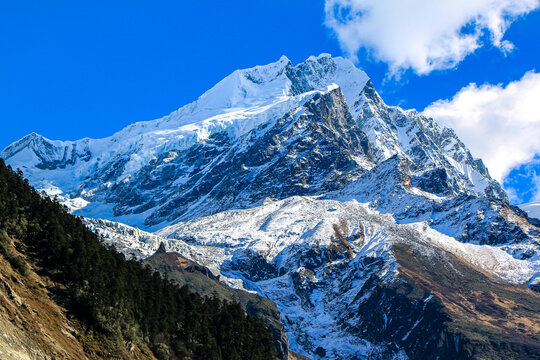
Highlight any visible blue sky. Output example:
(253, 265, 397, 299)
(1, 1, 539, 203)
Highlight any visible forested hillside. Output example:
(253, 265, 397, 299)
(0, 158, 276, 359)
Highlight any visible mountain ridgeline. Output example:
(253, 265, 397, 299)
(0, 159, 276, 359)
(2, 54, 540, 359)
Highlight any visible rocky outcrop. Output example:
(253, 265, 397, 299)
(144, 249, 291, 360)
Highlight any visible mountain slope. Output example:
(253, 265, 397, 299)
(0, 159, 277, 359)
(88, 196, 540, 359)
(144, 245, 291, 359)
(0, 232, 139, 360)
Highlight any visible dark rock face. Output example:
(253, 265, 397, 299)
(412, 168, 453, 196)
(351, 276, 462, 359)
(224, 249, 279, 282)
(103, 88, 373, 226)
(156, 242, 167, 253)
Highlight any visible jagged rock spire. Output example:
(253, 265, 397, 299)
(156, 242, 167, 254)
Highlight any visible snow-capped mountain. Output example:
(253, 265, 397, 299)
(2, 54, 507, 229)
(0, 56, 368, 227)
(3, 54, 540, 359)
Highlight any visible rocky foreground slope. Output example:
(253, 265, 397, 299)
(3, 54, 540, 359)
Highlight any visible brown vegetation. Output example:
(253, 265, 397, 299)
(392, 242, 540, 359)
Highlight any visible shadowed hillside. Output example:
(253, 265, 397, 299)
(0, 159, 276, 359)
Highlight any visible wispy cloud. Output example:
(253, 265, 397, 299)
(423, 72, 540, 194)
(324, 0, 539, 75)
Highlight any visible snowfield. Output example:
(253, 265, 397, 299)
(87, 196, 538, 290)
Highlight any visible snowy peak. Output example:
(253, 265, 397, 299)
(1, 55, 369, 182)
(287, 54, 369, 104)
(194, 55, 293, 110)
(192, 53, 370, 112)
(352, 79, 507, 201)
(1, 132, 92, 171)
(2, 132, 45, 161)
(167, 53, 369, 117)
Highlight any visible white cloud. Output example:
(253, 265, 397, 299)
(423, 71, 540, 184)
(324, 0, 539, 74)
